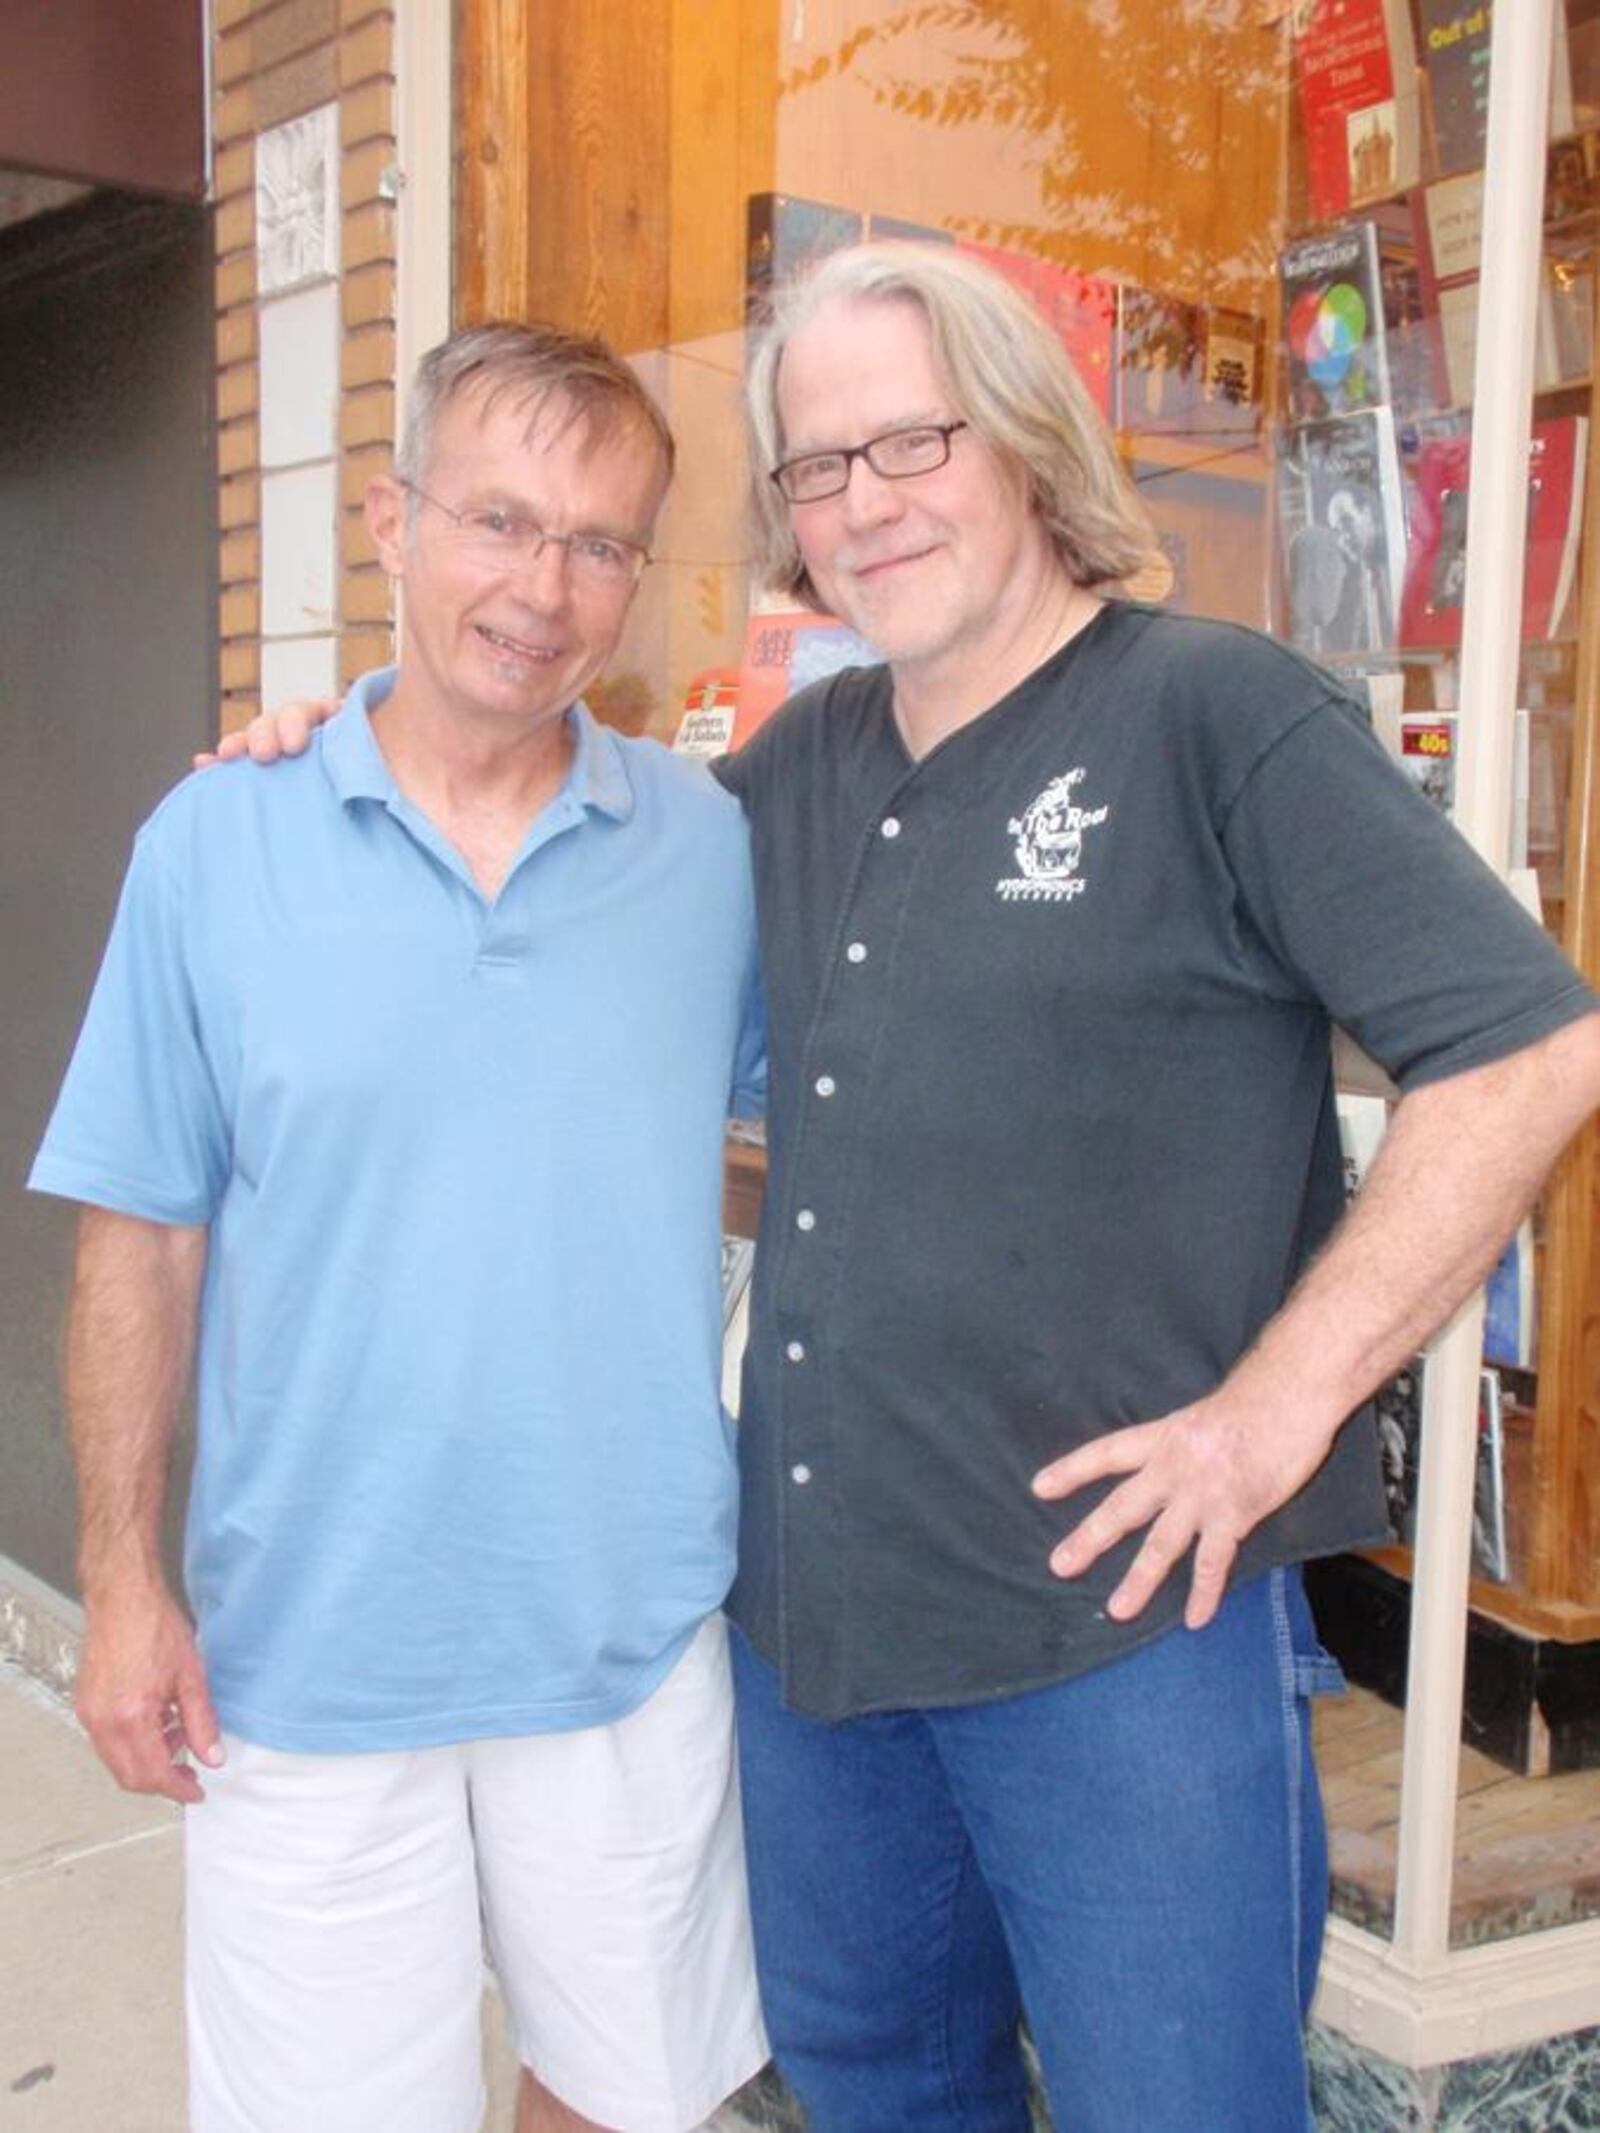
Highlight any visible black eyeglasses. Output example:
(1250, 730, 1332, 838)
(770, 421, 970, 505)
(401, 481, 651, 589)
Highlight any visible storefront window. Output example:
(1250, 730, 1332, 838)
(457, 0, 1600, 1974)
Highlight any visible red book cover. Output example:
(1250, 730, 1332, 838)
(957, 241, 1117, 418)
(736, 609, 877, 744)
(1292, 0, 1418, 219)
(1399, 416, 1589, 647)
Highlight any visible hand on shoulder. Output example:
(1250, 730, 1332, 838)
(193, 696, 339, 770)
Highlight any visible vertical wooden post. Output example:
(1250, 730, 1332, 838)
(1527, 253, 1600, 1612)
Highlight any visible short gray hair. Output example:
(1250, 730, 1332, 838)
(397, 320, 674, 495)
(745, 243, 1154, 605)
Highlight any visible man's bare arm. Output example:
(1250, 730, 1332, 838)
(1034, 1011, 1600, 1628)
(67, 1206, 221, 1803)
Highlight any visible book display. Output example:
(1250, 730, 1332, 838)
(1276, 2, 1600, 1815)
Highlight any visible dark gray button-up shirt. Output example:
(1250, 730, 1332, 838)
(716, 603, 1594, 1720)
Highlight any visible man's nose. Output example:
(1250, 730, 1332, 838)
(838, 457, 902, 529)
(511, 531, 572, 603)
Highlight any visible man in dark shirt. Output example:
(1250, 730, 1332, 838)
(715, 241, 1600, 2132)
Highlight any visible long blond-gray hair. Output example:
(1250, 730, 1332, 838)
(745, 242, 1153, 607)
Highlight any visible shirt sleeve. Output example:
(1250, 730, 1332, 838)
(28, 827, 230, 1225)
(729, 950, 768, 1121)
(1219, 697, 1596, 1092)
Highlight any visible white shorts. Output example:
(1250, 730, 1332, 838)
(185, 1615, 767, 2133)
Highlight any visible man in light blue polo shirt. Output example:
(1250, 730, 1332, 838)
(30, 324, 767, 2133)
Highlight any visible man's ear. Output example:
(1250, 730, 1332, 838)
(365, 476, 408, 577)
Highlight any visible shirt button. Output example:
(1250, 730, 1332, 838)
(795, 1208, 816, 1232)
(785, 1340, 806, 1363)
(846, 942, 868, 964)
(814, 1074, 836, 1098)
(791, 1464, 813, 1486)
(880, 816, 902, 839)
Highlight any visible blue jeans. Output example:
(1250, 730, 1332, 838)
(730, 1568, 1340, 2133)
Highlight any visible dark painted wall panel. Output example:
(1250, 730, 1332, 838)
(0, 193, 214, 1596)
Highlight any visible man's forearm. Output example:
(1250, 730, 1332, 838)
(1037, 1009, 1600, 1625)
(66, 1206, 206, 1600)
(1235, 1009, 1600, 1453)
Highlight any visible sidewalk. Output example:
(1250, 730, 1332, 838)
(0, 1658, 787, 2131)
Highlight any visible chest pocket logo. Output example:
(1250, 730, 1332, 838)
(996, 769, 1109, 903)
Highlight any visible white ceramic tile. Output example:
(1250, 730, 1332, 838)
(260, 636, 339, 709)
(259, 283, 340, 468)
(256, 103, 340, 295)
(261, 462, 337, 637)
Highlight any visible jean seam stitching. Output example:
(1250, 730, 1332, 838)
(1268, 1568, 1307, 2005)
(927, 1720, 999, 2130)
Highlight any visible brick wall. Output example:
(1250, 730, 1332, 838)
(211, 0, 398, 732)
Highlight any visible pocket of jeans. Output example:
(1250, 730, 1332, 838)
(1280, 1565, 1347, 1700)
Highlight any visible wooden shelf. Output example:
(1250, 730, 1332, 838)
(1361, 1543, 1600, 1645)
(1117, 431, 1269, 486)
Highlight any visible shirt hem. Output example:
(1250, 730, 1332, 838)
(212, 1623, 696, 1753)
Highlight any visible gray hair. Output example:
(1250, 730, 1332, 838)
(396, 320, 675, 495)
(745, 243, 1154, 605)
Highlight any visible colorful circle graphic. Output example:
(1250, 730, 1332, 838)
(1288, 280, 1368, 392)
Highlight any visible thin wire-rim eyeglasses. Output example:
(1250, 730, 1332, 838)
(400, 480, 652, 585)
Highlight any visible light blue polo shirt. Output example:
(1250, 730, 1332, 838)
(30, 670, 764, 1753)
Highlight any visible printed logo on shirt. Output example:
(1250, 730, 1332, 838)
(996, 769, 1109, 902)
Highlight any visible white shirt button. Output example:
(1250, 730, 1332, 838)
(846, 941, 868, 964)
(791, 1464, 813, 1486)
(880, 816, 901, 839)
(795, 1208, 816, 1232)
(785, 1340, 806, 1363)
(814, 1074, 836, 1098)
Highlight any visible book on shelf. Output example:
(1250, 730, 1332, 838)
(671, 670, 742, 760)
(1399, 415, 1589, 646)
(1420, 0, 1576, 179)
(1398, 711, 1456, 813)
(720, 1235, 756, 1333)
(865, 210, 954, 247)
(1372, 1353, 1511, 1583)
(739, 604, 878, 737)
(1413, 170, 1592, 408)
(1484, 1218, 1537, 1371)
(1292, 0, 1420, 219)
(1280, 221, 1390, 421)
(958, 241, 1117, 418)
(672, 605, 879, 759)
(745, 194, 863, 321)
(1375, 1355, 1424, 1547)
(1336, 1090, 1389, 1199)
(1113, 287, 1263, 440)
(1277, 406, 1407, 657)
(1474, 1368, 1512, 1584)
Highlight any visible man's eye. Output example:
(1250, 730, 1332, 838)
(468, 509, 519, 538)
(801, 454, 846, 480)
(575, 535, 627, 570)
(880, 428, 939, 462)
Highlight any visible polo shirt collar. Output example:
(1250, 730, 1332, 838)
(321, 666, 635, 823)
